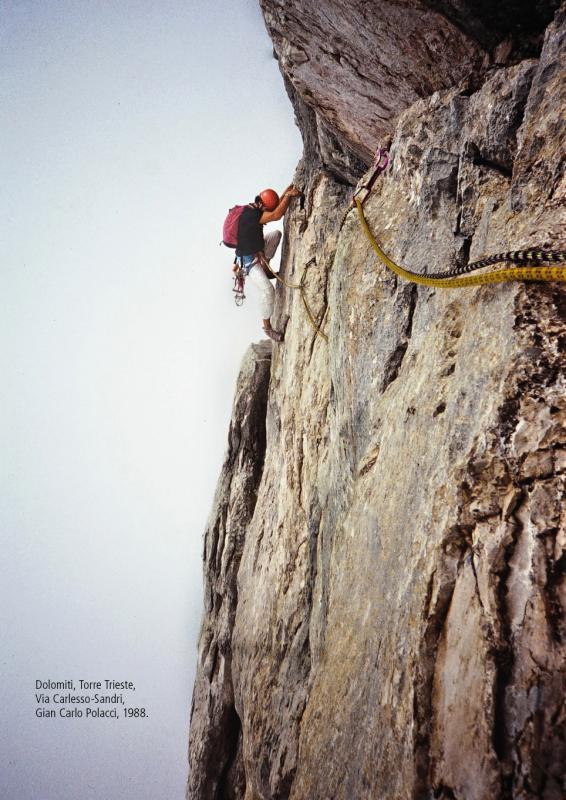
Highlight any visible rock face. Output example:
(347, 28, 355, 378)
(187, 342, 271, 800)
(259, 0, 560, 164)
(189, 4, 566, 799)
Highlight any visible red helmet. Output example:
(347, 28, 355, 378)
(259, 188, 279, 211)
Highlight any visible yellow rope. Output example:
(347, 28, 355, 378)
(299, 282, 328, 342)
(262, 260, 302, 290)
(263, 258, 328, 342)
(355, 198, 566, 287)
(256, 197, 565, 345)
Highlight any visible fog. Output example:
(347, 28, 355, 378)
(0, 1, 302, 797)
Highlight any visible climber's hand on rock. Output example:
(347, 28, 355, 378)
(286, 186, 302, 198)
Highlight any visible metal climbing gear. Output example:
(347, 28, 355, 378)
(352, 147, 389, 208)
(355, 148, 566, 288)
(233, 268, 246, 306)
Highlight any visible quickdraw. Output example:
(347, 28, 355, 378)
(355, 148, 566, 287)
(233, 269, 246, 306)
(230, 255, 327, 340)
(352, 147, 389, 208)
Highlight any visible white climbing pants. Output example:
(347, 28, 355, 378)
(247, 230, 282, 320)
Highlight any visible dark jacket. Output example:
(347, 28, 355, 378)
(236, 205, 264, 256)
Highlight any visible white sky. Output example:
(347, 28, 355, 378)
(0, 2, 302, 798)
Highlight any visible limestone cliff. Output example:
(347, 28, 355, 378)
(188, 3, 566, 798)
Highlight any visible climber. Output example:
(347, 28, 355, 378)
(233, 185, 302, 342)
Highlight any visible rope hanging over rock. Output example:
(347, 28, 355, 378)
(264, 147, 566, 345)
(354, 149, 566, 288)
(263, 258, 328, 342)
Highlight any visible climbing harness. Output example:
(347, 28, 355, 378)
(232, 146, 566, 341)
(230, 255, 327, 340)
(232, 268, 246, 306)
(354, 148, 566, 288)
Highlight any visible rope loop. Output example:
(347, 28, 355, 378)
(355, 198, 566, 287)
(354, 147, 566, 287)
(263, 257, 328, 342)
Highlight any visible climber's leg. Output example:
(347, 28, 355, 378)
(248, 263, 284, 342)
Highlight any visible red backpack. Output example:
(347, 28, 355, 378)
(222, 205, 246, 248)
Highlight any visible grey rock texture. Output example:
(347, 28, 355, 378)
(187, 342, 271, 800)
(421, 0, 561, 50)
(260, 0, 560, 167)
(188, 4, 566, 799)
(261, 0, 485, 163)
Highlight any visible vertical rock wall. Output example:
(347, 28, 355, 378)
(189, 4, 566, 799)
(188, 343, 271, 800)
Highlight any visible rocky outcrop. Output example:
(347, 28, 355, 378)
(261, 0, 484, 163)
(189, 4, 566, 799)
(187, 342, 271, 800)
(260, 0, 560, 165)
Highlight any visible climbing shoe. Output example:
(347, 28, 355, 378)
(263, 326, 284, 343)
